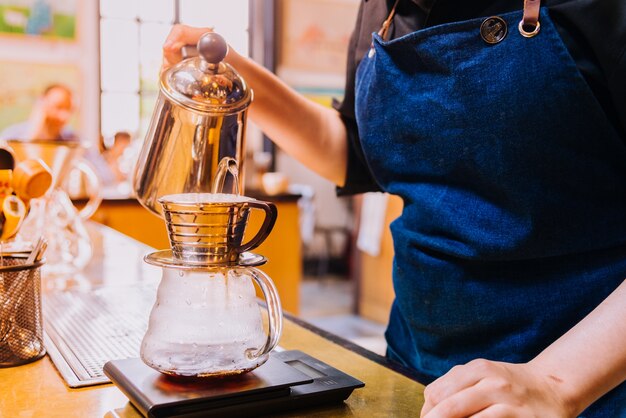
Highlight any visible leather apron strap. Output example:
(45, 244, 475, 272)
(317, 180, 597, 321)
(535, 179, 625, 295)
(369, 0, 400, 57)
(378, 0, 401, 41)
(377, 0, 543, 40)
(520, 0, 541, 37)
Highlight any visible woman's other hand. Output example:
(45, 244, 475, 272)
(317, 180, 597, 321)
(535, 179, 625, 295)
(420, 359, 572, 417)
(162, 24, 214, 70)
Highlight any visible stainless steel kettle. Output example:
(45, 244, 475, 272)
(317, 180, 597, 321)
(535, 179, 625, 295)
(133, 32, 253, 217)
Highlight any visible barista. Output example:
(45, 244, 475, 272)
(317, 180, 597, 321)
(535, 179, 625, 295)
(0, 84, 77, 142)
(102, 131, 132, 183)
(162, 0, 626, 416)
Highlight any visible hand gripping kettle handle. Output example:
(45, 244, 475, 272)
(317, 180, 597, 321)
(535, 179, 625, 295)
(238, 201, 278, 253)
(247, 267, 283, 360)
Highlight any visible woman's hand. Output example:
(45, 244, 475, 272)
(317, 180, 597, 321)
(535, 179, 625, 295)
(420, 359, 573, 417)
(162, 24, 215, 69)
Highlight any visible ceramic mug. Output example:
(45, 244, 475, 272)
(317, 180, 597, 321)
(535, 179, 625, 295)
(12, 159, 53, 201)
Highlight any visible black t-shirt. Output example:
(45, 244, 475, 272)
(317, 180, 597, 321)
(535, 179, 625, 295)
(336, 0, 626, 195)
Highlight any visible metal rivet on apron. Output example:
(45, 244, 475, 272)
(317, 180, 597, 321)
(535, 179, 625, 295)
(480, 16, 508, 44)
(518, 20, 541, 38)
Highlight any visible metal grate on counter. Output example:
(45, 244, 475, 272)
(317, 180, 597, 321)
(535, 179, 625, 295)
(42, 285, 156, 387)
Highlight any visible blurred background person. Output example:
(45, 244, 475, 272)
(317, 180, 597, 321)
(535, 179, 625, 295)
(0, 83, 76, 141)
(101, 131, 132, 183)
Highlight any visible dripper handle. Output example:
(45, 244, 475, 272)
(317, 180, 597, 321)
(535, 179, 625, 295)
(246, 267, 283, 360)
(238, 200, 277, 253)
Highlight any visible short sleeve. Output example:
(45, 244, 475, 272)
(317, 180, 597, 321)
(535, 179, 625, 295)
(334, 0, 392, 196)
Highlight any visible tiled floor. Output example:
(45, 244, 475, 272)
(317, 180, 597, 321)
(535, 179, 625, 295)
(299, 275, 388, 356)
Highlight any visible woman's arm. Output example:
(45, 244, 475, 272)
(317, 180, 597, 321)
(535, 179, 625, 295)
(421, 279, 626, 417)
(163, 25, 348, 186)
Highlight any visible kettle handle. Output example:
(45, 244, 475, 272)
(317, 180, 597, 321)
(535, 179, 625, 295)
(237, 200, 277, 253)
(246, 267, 283, 360)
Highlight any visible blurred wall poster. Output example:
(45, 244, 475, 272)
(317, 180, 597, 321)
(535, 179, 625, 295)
(0, 61, 80, 132)
(0, 0, 77, 40)
(277, 0, 359, 107)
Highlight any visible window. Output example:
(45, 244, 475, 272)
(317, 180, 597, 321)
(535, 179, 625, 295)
(99, 0, 249, 143)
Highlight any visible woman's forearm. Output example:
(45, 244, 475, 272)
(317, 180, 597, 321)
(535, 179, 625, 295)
(529, 279, 626, 416)
(422, 280, 626, 417)
(226, 50, 348, 186)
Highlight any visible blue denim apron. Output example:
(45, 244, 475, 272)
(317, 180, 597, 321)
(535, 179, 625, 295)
(355, 7, 626, 416)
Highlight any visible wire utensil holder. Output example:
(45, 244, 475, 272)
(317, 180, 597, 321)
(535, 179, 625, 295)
(0, 255, 46, 367)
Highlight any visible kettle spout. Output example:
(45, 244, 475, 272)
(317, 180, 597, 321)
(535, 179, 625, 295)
(211, 157, 240, 195)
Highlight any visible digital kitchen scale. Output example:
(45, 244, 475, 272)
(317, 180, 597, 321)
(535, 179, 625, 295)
(104, 350, 364, 417)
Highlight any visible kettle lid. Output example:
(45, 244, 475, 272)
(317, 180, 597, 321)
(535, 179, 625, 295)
(161, 32, 252, 114)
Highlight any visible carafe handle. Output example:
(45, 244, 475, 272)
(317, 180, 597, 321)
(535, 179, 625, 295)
(72, 159, 103, 219)
(246, 267, 283, 360)
(237, 201, 277, 253)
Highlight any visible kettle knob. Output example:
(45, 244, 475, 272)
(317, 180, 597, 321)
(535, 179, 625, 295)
(197, 32, 228, 65)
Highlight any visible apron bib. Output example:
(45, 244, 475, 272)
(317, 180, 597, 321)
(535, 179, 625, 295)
(355, 6, 626, 416)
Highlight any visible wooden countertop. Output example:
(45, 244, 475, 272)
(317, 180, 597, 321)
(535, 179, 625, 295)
(0, 224, 424, 417)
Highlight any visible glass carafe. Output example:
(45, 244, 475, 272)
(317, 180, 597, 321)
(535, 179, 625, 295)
(140, 192, 282, 377)
(140, 264, 282, 377)
(7, 140, 102, 280)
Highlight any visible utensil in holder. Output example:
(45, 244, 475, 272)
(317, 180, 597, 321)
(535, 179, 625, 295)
(0, 255, 46, 367)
